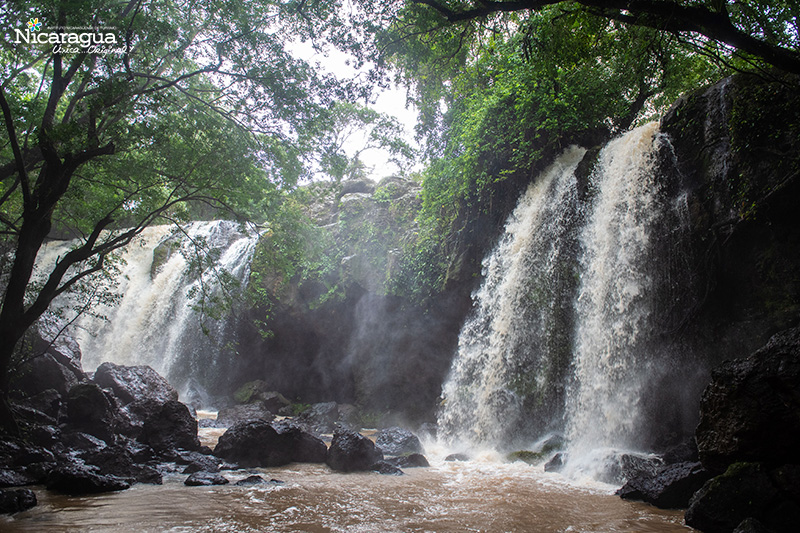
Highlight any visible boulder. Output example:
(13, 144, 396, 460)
(544, 453, 566, 472)
(594, 452, 663, 485)
(232, 381, 290, 411)
(214, 420, 326, 467)
(213, 421, 289, 467)
(445, 453, 469, 462)
(93, 362, 178, 406)
(11, 353, 84, 399)
(326, 428, 383, 472)
(235, 475, 269, 486)
(66, 382, 118, 443)
(0, 469, 36, 488)
(46, 462, 130, 494)
(385, 453, 430, 468)
(141, 400, 200, 452)
(273, 421, 328, 463)
(695, 326, 800, 473)
(0, 488, 37, 514)
(617, 461, 712, 509)
(299, 402, 340, 434)
(375, 427, 423, 456)
(215, 403, 276, 427)
(184, 472, 229, 486)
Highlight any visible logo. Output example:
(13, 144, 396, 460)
(13, 18, 124, 55)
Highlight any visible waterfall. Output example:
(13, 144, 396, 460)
(439, 123, 689, 475)
(37, 220, 259, 402)
(438, 146, 585, 448)
(565, 122, 666, 457)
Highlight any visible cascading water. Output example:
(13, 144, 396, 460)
(565, 122, 665, 455)
(36, 220, 259, 402)
(438, 146, 585, 448)
(439, 123, 691, 479)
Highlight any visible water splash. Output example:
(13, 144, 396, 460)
(438, 146, 586, 448)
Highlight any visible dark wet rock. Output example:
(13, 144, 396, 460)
(215, 403, 276, 427)
(0, 469, 36, 488)
(60, 431, 108, 454)
(66, 382, 118, 443)
(371, 460, 404, 475)
(80, 445, 162, 485)
(232, 381, 290, 409)
(141, 400, 200, 452)
(444, 453, 469, 462)
(183, 459, 220, 474)
(594, 452, 663, 485)
(685, 462, 800, 533)
(617, 461, 712, 509)
(235, 475, 268, 486)
(544, 453, 565, 472)
(273, 422, 327, 463)
(663, 439, 699, 465)
(326, 428, 383, 472)
(299, 402, 340, 434)
(213, 421, 288, 467)
(22, 389, 63, 420)
(213, 420, 325, 467)
(93, 362, 178, 406)
(375, 427, 423, 456)
(11, 352, 84, 399)
(184, 471, 229, 486)
(27, 424, 61, 448)
(385, 453, 430, 468)
(0, 488, 37, 514)
(696, 327, 800, 474)
(46, 462, 130, 494)
(733, 518, 775, 533)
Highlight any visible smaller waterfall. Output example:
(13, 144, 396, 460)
(37, 220, 259, 401)
(438, 147, 585, 448)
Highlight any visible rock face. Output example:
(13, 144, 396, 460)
(326, 428, 383, 472)
(695, 326, 800, 473)
(685, 463, 800, 533)
(213, 420, 326, 467)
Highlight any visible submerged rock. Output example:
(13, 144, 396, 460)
(234, 475, 268, 486)
(444, 453, 469, 462)
(185, 471, 229, 486)
(544, 453, 565, 472)
(375, 427, 423, 456)
(371, 460, 404, 476)
(385, 454, 430, 468)
(326, 428, 383, 472)
(0, 488, 37, 514)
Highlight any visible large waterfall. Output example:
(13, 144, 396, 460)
(439, 123, 694, 472)
(36, 220, 259, 402)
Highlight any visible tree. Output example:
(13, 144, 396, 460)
(0, 0, 354, 432)
(299, 101, 415, 184)
(404, 0, 800, 75)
